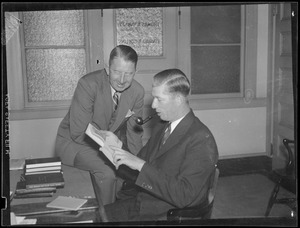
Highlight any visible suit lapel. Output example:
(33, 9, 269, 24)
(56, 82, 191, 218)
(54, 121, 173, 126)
(152, 110, 194, 160)
(149, 124, 167, 162)
(103, 76, 113, 113)
(97, 72, 114, 130)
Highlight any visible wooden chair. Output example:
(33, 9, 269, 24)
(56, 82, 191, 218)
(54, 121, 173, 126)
(265, 139, 296, 217)
(167, 167, 220, 221)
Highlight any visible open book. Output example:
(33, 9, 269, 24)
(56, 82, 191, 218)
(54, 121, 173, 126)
(85, 123, 122, 164)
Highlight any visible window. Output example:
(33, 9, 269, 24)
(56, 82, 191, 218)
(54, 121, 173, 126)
(7, 5, 261, 120)
(7, 10, 102, 119)
(178, 5, 260, 107)
(21, 10, 88, 107)
(190, 5, 243, 97)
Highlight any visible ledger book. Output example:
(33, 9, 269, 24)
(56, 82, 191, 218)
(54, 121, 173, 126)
(25, 172, 65, 189)
(25, 157, 62, 169)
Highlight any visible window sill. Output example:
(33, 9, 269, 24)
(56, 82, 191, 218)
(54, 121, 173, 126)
(9, 107, 69, 121)
(8, 98, 267, 121)
(189, 97, 266, 110)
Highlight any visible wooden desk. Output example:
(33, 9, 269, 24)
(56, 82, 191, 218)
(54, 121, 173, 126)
(11, 199, 99, 224)
(10, 165, 99, 224)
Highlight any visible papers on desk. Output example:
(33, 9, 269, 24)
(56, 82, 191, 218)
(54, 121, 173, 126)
(9, 159, 25, 170)
(66, 220, 93, 224)
(46, 196, 87, 211)
(10, 212, 37, 225)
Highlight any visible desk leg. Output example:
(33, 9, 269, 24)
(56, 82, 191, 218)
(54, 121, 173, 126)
(89, 172, 108, 222)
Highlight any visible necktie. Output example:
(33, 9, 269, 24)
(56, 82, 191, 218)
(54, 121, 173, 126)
(113, 92, 119, 112)
(109, 92, 119, 128)
(161, 123, 171, 146)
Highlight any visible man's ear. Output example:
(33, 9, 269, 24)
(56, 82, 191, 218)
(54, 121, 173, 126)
(175, 94, 183, 105)
(104, 66, 109, 75)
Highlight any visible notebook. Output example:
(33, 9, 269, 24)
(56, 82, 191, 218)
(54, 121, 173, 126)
(46, 196, 87, 211)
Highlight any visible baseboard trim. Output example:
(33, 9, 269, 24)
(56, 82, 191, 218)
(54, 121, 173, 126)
(217, 155, 272, 177)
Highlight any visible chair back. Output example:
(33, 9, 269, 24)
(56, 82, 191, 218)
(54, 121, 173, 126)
(208, 167, 220, 204)
(283, 139, 295, 177)
(167, 166, 220, 221)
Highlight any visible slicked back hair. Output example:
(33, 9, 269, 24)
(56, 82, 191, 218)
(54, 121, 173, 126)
(153, 69, 190, 97)
(109, 45, 138, 68)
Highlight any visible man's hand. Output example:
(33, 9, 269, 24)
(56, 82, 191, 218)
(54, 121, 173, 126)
(102, 131, 123, 148)
(110, 146, 145, 171)
(99, 144, 116, 166)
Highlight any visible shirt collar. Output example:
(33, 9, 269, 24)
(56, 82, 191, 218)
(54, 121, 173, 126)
(110, 86, 121, 98)
(169, 115, 185, 134)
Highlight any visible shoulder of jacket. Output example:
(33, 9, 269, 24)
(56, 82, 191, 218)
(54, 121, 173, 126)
(131, 79, 145, 94)
(80, 70, 104, 82)
(78, 70, 107, 88)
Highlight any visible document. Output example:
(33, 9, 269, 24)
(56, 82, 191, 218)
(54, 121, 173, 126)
(85, 123, 122, 164)
(46, 196, 87, 211)
(9, 159, 25, 170)
(10, 213, 37, 225)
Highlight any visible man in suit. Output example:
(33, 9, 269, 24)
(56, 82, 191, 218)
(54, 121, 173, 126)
(102, 68, 219, 221)
(55, 45, 145, 205)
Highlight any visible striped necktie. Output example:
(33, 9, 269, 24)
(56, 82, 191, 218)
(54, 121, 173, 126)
(109, 92, 120, 128)
(161, 123, 171, 146)
(112, 92, 119, 112)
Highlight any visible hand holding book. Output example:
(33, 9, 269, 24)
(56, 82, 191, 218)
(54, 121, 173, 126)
(85, 123, 122, 165)
(102, 131, 123, 149)
(107, 146, 145, 171)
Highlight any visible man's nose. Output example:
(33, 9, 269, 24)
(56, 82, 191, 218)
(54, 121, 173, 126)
(151, 99, 156, 109)
(119, 74, 125, 83)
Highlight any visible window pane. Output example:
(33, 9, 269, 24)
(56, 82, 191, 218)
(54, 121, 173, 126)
(191, 46, 240, 94)
(26, 49, 86, 102)
(116, 8, 163, 56)
(23, 10, 84, 46)
(191, 5, 241, 44)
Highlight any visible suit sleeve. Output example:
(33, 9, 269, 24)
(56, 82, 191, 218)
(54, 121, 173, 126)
(135, 132, 216, 208)
(126, 84, 145, 155)
(69, 78, 95, 144)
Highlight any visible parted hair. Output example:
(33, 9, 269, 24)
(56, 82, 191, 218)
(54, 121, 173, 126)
(109, 45, 138, 68)
(153, 68, 190, 97)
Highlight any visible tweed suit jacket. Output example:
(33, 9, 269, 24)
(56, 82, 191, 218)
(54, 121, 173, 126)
(130, 110, 219, 220)
(55, 69, 145, 166)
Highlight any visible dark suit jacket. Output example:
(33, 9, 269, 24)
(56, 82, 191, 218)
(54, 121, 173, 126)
(55, 69, 145, 166)
(119, 110, 219, 220)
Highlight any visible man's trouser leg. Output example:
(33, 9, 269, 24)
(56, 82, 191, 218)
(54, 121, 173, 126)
(74, 149, 117, 205)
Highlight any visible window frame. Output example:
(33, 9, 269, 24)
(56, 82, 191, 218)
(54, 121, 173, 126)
(8, 5, 265, 120)
(178, 5, 261, 110)
(19, 10, 90, 108)
(8, 10, 103, 120)
(189, 5, 245, 99)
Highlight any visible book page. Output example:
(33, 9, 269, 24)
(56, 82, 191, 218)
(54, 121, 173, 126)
(85, 123, 105, 147)
(85, 123, 122, 165)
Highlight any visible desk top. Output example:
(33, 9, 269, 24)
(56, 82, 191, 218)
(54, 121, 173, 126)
(9, 164, 98, 224)
(11, 198, 99, 224)
(10, 164, 95, 206)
